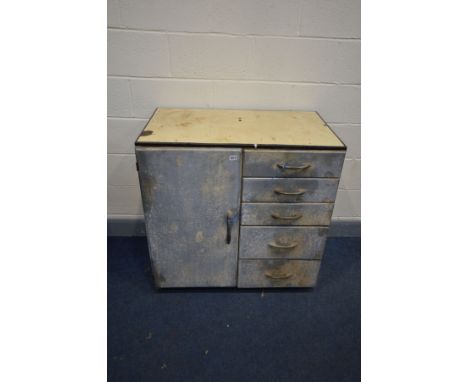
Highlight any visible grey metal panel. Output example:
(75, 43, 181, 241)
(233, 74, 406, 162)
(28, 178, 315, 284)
(243, 149, 345, 178)
(239, 226, 328, 260)
(241, 203, 334, 226)
(135, 146, 242, 287)
(237, 259, 321, 288)
(242, 178, 339, 203)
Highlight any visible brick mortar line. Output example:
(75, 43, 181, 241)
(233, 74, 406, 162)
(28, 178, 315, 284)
(127, 79, 135, 117)
(108, 116, 148, 121)
(108, 185, 140, 188)
(108, 75, 361, 87)
(107, 214, 144, 217)
(107, 27, 360, 41)
(328, 123, 361, 126)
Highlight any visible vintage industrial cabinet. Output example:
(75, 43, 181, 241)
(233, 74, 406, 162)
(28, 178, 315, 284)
(135, 108, 346, 288)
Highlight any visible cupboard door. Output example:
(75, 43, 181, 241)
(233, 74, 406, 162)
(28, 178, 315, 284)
(136, 147, 242, 287)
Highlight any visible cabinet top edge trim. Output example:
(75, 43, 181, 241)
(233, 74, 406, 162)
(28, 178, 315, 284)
(135, 143, 346, 152)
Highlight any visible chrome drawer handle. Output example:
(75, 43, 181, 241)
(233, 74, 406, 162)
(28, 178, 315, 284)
(277, 163, 311, 170)
(268, 241, 298, 249)
(265, 271, 293, 280)
(274, 188, 305, 196)
(271, 213, 303, 220)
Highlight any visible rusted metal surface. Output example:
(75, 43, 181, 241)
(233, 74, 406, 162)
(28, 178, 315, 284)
(242, 177, 339, 203)
(239, 226, 328, 260)
(237, 259, 321, 288)
(135, 146, 242, 287)
(241, 203, 334, 226)
(243, 149, 345, 178)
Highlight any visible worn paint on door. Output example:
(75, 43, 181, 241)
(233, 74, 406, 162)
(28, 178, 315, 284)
(136, 147, 242, 287)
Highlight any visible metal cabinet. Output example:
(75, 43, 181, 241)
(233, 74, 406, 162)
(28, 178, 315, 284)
(135, 108, 346, 288)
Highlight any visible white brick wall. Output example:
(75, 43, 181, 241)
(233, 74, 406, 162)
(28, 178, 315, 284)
(108, 0, 361, 219)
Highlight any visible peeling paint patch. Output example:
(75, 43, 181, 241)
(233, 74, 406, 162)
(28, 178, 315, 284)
(195, 231, 204, 242)
(169, 223, 179, 233)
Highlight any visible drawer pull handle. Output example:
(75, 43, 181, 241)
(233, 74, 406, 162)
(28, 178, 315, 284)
(271, 213, 303, 220)
(265, 271, 293, 280)
(268, 241, 298, 249)
(274, 188, 305, 196)
(277, 163, 311, 170)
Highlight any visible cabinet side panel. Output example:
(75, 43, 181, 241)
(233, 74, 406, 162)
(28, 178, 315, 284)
(136, 147, 242, 287)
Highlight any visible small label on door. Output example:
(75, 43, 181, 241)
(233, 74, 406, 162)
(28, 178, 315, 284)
(229, 155, 238, 161)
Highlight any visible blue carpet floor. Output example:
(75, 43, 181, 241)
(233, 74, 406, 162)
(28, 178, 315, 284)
(108, 237, 360, 382)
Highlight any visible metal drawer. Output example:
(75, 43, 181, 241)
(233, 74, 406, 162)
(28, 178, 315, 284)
(237, 259, 321, 288)
(241, 203, 333, 226)
(243, 149, 345, 178)
(242, 178, 339, 203)
(239, 226, 327, 259)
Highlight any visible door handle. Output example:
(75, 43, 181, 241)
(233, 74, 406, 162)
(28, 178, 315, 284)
(265, 271, 293, 280)
(274, 188, 306, 196)
(277, 163, 311, 170)
(226, 209, 235, 244)
(271, 213, 303, 220)
(268, 241, 298, 249)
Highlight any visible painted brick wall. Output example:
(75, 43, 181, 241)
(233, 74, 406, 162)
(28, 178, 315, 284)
(108, 0, 361, 221)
